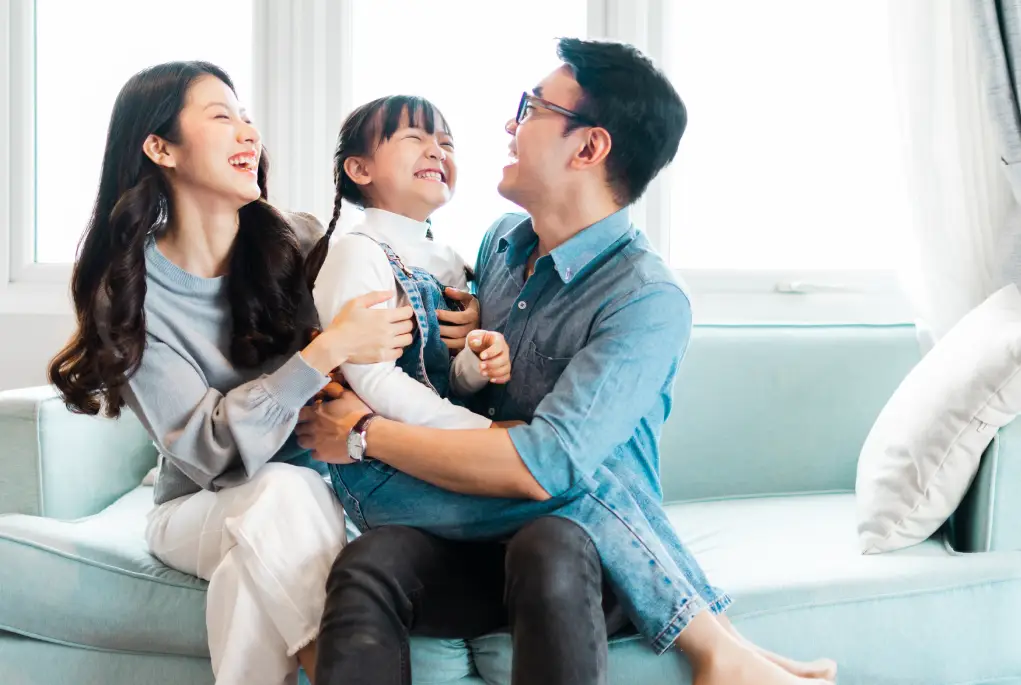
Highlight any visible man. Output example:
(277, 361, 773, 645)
(299, 39, 834, 685)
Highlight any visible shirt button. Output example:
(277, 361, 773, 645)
(488, 408, 496, 416)
(517, 301, 527, 310)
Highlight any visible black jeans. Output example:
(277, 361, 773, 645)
(315, 516, 630, 685)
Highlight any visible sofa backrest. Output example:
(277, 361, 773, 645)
(0, 386, 157, 519)
(659, 324, 920, 504)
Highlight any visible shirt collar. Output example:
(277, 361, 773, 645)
(497, 208, 633, 283)
(496, 216, 539, 268)
(360, 208, 431, 254)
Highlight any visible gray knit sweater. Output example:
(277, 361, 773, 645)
(120, 213, 330, 504)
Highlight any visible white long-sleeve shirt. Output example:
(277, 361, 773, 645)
(313, 208, 493, 430)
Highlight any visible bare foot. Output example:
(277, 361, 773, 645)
(766, 656, 837, 681)
(693, 642, 832, 685)
(718, 616, 837, 682)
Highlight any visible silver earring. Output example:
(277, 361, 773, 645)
(148, 194, 169, 235)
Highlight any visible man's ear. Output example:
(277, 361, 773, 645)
(344, 156, 373, 187)
(572, 127, 612, 170)
(142, 135, 176, 169)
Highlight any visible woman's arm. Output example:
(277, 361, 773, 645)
(124, 336, 330, 491)
(121, 288, 411, 491)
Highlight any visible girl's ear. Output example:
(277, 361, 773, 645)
(344, 156, 372, 187)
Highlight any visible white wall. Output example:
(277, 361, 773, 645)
(0, 314, 74, 391)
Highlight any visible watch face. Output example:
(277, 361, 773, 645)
(347, 430, 364, 461)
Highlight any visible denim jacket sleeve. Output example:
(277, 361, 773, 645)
(506, 282, 692, 497)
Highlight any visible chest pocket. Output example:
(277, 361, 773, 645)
(512, 340, 574, 415)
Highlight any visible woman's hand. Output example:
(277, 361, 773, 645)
(468, 330, 511, 384)
(438, 288, 480, 352)
(302, 291, 414, 374)
(296, 389, 373, 463)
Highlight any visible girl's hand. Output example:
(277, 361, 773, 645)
(468, 330, 511, 384)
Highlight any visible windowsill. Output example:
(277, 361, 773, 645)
(0, 276, 915, 323)
(679, 268, 914, 325)
(689, 291, 914, 326)
(0, 282, 72, 316)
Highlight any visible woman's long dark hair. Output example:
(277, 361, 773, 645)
(49, 61, 306, 417)
(304, 95, 452, 291)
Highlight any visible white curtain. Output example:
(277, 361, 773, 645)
(887, 0, 1014, 346)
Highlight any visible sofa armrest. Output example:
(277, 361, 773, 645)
(952, 418, 1021, 552)
(0, 386, 156, 519)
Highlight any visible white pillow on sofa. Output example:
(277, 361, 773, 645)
(856, 284, 1021, 554)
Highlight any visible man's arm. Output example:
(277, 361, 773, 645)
(505, 283, 692, 497)
(364, 419, 549, 500)
(300, 282, 691, 500)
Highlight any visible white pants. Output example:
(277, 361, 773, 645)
(146, 463, 348, 685)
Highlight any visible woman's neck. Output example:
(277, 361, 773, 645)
(157, 192, 240, 278)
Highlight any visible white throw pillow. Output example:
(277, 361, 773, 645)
(856, 284, 1021, 554)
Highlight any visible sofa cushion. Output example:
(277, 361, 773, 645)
(662, 325, 921, 504)
(857, 285, 1021, 554)
(6, 487, 1021, 684)
(0, 486, 479, 683)
(0, 630, 217, 685)
(473, 495, 1021, 685)
(0, 487, 208, 656)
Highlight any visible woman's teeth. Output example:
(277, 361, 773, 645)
(229, 154, 257, 171)
(415, 170, 444, 182)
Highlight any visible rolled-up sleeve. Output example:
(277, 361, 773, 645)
(507, 283, 692, 497)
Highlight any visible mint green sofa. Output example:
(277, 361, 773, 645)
(3, 324, 1021, 685)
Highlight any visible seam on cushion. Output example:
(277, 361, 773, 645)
(0, 532, 208, 591)
(984, 435, 1001, 552)
(876, 363, 1021, 547)
(664, 489, 855, 506)
(730, 574, 1021, 622)
(0, 625, 205, 658)
(692, 323, 916, 330)
(34, 399, 45, 515)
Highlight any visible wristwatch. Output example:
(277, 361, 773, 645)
(347, 412, 381, 462)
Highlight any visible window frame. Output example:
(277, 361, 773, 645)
(0, 0, 913, 324)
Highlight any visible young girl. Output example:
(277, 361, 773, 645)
(306, 95, 510, 433)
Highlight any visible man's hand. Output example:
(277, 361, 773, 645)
(307, 363, 346, 405)
(438, 288, 480, 352)
(468, 330, 511, 384)
(296, 390, 373, 463)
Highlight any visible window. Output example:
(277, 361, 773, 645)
(3, 0, 913, 323)
(666, 0, 911, 271)
(33, 0, 254, 263)
(347, 0, 587, 263)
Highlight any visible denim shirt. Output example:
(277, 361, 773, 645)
(469, 209, 693, 500)
(331, 210, 728, 652)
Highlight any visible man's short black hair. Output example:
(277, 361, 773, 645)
(557, 38, 687, 206)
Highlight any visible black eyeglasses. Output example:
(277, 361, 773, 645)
(516, 92, 596, 126)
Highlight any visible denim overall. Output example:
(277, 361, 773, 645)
(372, 238, 453, 398)
(328, 238, 729, 653)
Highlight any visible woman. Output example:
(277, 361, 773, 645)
(48, 62, 415, 685)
